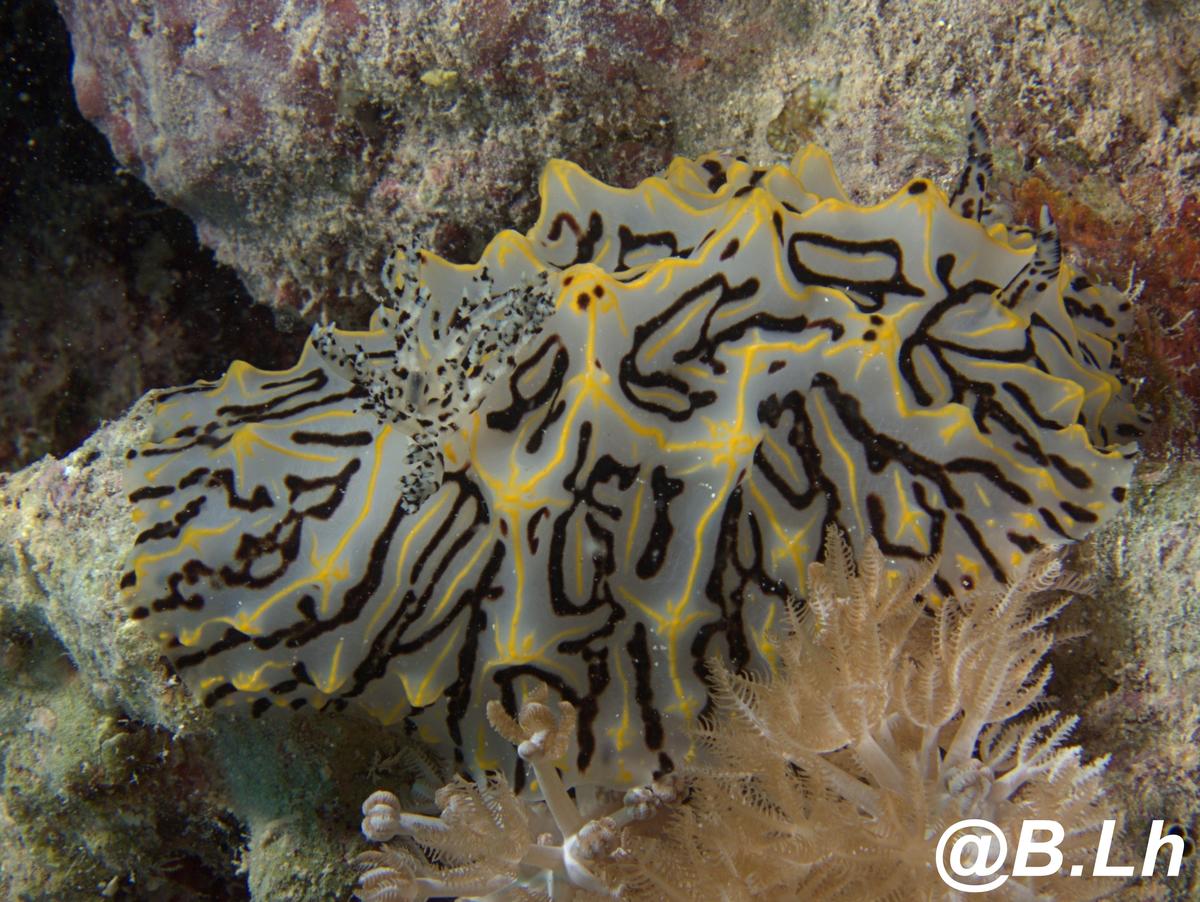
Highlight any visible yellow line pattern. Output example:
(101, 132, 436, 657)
(122, 130, 1142, 793)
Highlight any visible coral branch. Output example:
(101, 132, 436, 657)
(356, 685, 678, 901)
(617, 528, 1122, 901)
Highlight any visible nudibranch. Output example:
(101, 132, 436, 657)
(122, 113, 1141, 789)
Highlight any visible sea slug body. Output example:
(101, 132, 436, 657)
(122, 112, 1142, 789)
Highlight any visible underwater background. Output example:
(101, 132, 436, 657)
(1, 0, 1198, 898)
